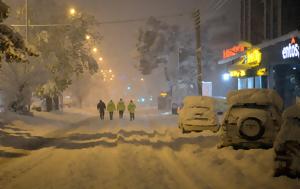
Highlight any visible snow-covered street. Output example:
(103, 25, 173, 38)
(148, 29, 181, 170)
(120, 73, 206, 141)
(0, 108, 298, 189)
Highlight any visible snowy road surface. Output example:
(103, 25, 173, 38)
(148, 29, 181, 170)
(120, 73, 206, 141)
(0, 108, 299, 189)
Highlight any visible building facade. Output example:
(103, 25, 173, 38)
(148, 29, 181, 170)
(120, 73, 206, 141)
(218, 0, 300, 107)
(240, 0, 300, 44)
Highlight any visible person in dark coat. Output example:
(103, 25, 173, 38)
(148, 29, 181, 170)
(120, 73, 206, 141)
(97, 100, 106, 120)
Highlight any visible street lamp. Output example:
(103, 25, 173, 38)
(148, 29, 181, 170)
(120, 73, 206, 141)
(85, 34, 91, 40)
(99, 57, 103, 61)
(140, 78, 144, 81)
(108, 69, 112, 73)
(222, 73, 230, 81)
(69, 8, 76, 16)
(93, 47, 98, 53)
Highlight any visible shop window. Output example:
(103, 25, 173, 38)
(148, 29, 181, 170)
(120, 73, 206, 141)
(247, 77, 254, 88)
(238, 78, 248, 89)
(255, 76, 262, 88)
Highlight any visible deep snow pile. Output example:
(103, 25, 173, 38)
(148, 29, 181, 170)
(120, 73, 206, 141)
(0, 107, 299, 189)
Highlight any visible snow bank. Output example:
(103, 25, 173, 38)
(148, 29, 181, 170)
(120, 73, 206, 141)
(227, 89, 283, 111)
(0, 107, 299, 189)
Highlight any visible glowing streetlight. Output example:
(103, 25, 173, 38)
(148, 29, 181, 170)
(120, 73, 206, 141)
(110, 78, 113, 81)
(85, 35, 91, 40)
(99, 57, 103, 61)
(92, 47, 98, 53)
(140, 78, 144, 81)
(69, 8, 76, 16)
(108, 69, 112, 73)
(100, 69, 104, 73)
(222, 73, 230, 81)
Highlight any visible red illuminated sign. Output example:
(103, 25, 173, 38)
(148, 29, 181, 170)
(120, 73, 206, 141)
(223, 45, 245, 59)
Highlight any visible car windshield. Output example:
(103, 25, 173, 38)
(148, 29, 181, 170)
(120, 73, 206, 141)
(187, 105, 210, 110)
(232, 103, 270, 110)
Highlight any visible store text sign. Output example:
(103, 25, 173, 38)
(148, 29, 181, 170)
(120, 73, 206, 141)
(245, 48, 262, 67)
(223, 45, 245, 59)
(282, 37, 300, 59)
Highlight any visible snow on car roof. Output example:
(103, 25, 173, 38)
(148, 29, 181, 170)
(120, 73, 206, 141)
(283, 103, 300, 119)
(227, 89, 283, 110)
(183, 96, 215, 108)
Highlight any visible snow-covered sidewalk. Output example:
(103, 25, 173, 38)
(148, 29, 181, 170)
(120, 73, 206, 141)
(0, 108, 299, 189)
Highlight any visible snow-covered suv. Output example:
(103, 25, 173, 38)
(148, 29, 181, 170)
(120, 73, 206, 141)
(178, 96, 219, 133)
(273, 104, 300, 178)
(218, 89, 283, 149)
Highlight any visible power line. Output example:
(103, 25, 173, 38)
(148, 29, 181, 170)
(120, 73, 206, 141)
(97, 12, 191, 25)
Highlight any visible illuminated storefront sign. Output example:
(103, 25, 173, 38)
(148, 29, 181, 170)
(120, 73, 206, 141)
(160, 92, 168, 97)
(245, 48, 262, 67)
(223, 45, 245, 59)
(229, 70, 246, 77)
(282, 37, 300, 59)
(257, 68, 267, 76)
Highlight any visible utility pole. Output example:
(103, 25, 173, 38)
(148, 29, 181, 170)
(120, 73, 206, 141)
(193, 9, 202, 95)
(25, 0, 28, 42)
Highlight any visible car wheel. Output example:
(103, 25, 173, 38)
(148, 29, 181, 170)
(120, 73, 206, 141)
(239, 118, 265, 141)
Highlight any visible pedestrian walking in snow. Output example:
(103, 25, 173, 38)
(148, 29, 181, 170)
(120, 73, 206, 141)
(97, 100, 106, 120)
(107, 100, 116, 120)
(117, 98, 126, 119)
(127, 100, 136, 121)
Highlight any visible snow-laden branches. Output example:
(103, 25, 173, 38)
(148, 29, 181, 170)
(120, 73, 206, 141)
(0, 1, 38, 66)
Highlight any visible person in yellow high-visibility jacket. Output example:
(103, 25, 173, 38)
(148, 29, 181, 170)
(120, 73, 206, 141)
(117, 98, 126, 119)
(107, 100, 116, 120)
(127, 100, 136, 121)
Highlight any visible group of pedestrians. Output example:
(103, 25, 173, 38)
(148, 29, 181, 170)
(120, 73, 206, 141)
(97, 99, 136, 121)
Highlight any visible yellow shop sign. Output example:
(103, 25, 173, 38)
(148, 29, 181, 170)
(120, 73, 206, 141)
(229, 70, 246, 77)
(245, 48, 262, 67)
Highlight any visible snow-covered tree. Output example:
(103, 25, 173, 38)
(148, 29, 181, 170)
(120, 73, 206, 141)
(135, 17, 180, 76)
(0, 0, 37, 66)
(25, 0, 102, 111)
(0, 57, 48, 113)
(67, 73, 93, 108)
(135, 17, 196, 93)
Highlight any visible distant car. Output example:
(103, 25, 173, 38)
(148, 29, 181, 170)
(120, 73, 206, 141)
(63, 96, 73, 108)
(31, 97, 46, 112)
(273, 104, 300, 178)
(171, 103, 179, 115)
(178, 96, 219, 134)
(219, 89, 283, 149)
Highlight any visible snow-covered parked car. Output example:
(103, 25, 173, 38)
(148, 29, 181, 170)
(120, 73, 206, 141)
(178, 96, 219, 133)
(218, 89, 283, 149)
(273, 104, 300, 178)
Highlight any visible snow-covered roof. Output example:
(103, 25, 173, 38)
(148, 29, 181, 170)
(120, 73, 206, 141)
(227, 89, 283, 110)
(183, 96, 215, 108)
